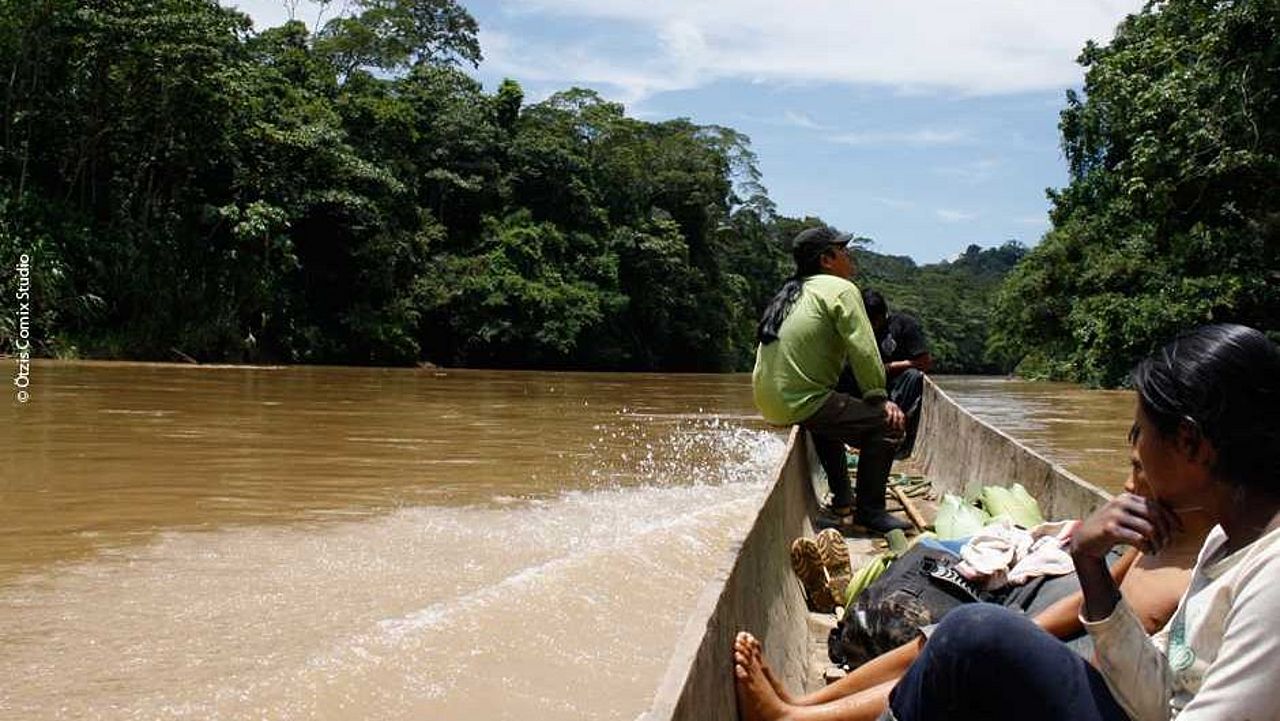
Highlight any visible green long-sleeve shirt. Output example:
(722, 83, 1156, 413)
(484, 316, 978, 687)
(751, 274, 887, 426)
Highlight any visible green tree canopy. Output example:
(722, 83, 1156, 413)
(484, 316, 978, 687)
(858, 242, 1028, 374)
(991, 0, 1280, 386)
(1, 0, 1019, 373)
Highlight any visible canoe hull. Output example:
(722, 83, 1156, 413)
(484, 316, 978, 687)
(641, 378, 1113, 721)
(913, 380, 1112, 521)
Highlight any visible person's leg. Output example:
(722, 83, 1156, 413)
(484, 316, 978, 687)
(799, 639, 921, 705)
(801, 392, 907, 533)
(743, 631, 922, 706)
(807, 681, 895, 721)
(887, 369, 924, 458)
(851, 428, 899, 527)
(886, 369, 923, 417)
(811, 431, 854, 512)
(888, 605, 1129, 721)
(734, 632, 900, 721)
(737, 637, 906, 721)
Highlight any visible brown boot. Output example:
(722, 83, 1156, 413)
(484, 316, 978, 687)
(789, 537, 835, 612)
(815, 528, 852, 605)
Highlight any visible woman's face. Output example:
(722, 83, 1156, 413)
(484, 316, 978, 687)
(1131, 402, 1212, 507)
(1122, 446, 1152, 497)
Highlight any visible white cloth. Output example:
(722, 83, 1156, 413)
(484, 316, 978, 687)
(1084, 523, 1280, 721)
(956, 518, 1076, 590)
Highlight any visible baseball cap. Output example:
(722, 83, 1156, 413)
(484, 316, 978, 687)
(791, 226, 855, 260)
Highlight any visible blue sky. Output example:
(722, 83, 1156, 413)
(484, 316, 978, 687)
(224, 0, 1144, 263)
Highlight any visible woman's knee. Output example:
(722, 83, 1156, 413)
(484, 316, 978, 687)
(929, 605, 1035, 660)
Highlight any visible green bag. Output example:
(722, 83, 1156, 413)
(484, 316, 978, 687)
(1010, 483, 1046, 526)
(980, 484, 1045, 528)
(935, 493, 989, 540)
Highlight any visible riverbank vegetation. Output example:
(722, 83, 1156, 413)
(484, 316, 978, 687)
(0, 0, 1021, 373)
(989, 0, 1280, 386)
(7, 1, 1268, 382)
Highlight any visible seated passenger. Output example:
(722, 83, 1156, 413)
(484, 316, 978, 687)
(735, 323, 1280, 721)
(732, 460, 1209, 721)
(861, 290, 930, 458)
(752, 227, 911, 534)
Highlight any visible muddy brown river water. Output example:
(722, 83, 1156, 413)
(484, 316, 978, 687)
(0, 363, 1133, 720)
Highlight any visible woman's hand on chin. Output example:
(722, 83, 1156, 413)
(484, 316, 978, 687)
(1072, 492, 1183, 559)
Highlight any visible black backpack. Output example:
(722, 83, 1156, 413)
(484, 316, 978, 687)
(828, 544, 978, 668)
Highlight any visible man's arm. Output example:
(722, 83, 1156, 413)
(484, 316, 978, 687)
(886, 352, 933, 378)
(884, 315, 931, 378)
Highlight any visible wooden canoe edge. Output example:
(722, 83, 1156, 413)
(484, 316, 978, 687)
(640, 425, 820, 721)
(915, 380, 1112, 519)
(641, 377, 1115, 721)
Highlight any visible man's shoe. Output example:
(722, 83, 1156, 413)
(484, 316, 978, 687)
(855, 509, 913, 534)
(790, 537, 837, 612)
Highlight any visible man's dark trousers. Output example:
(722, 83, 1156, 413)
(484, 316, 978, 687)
(799, 391, 900, 514)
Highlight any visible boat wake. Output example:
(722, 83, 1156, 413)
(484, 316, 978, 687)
(0, 425, 786, 721)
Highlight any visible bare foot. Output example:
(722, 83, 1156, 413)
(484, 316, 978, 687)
(736, 632, 797, 705)
(733, 632, 791, 721)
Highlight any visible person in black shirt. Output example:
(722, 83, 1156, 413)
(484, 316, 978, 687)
(863, 289, 931, 457)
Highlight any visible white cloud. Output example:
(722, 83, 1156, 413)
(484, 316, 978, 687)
(481, 0, 1143, 102)
(224, 1, 1144, 104)
(933, 158, 1003, 183)
(733, 111, 832, 130)
(475, 27, 695, 105)
(873, 197, 917, 210)
(782, 111, 827, 130)
(936, 208, 978, 222)
(830, 129, 970, 147)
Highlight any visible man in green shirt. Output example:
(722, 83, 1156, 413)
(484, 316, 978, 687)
(752, 226, 911, 533)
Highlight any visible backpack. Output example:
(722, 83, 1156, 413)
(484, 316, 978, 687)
(828, 544, 978, 667)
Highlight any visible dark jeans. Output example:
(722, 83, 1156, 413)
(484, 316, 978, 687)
(889, 605, 1130, 721)
(887, 368, 924, 458)
(799, 391, 899, 513)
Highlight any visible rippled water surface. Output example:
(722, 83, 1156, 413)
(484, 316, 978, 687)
(0, 365, 1133, 720)
(936, 376, 1136, 493)
(0, 363, 784, 721)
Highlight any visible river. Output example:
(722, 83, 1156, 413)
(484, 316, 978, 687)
(937, 376, 1136, 492)
(0, 363, 1133, 720)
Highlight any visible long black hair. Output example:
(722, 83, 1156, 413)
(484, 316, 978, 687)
(757, 238, 837, 344)
(1132, 323, 1280, 493)
(862, 289, 887, 323)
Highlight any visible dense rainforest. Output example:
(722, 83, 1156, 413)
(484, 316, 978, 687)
(3, 0, 1273, 383)
(0, 0, 1019, 374)
(990, 0, 1280, 386)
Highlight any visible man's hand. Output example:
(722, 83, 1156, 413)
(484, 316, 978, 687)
(882, 400, 906, 434)
(885, 354, 933, 379)
(1071, 492, 1182, 559)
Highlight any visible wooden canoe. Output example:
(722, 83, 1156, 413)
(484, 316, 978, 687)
(640, 378, 1112, 721)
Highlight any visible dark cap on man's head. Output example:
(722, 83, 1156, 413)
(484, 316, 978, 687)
(791, 226, 855, 262)
(792, 226, 852, 251)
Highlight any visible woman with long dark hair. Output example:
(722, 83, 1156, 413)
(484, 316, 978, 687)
(752, 226, 910, 533)
(735, 323, 1280, 721)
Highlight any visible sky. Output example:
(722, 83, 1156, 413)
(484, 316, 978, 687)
(222, 0, 1145, 263)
